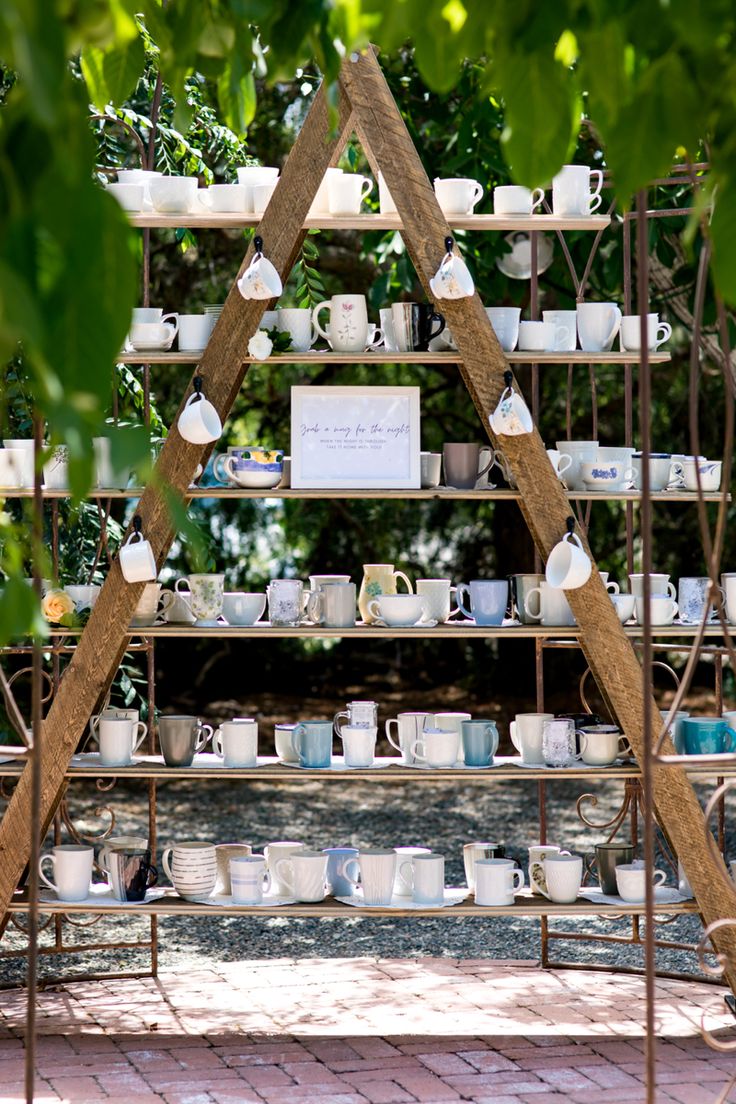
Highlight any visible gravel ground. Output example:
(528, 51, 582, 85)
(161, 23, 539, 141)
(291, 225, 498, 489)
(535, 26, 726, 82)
(0, 768, 715, 988)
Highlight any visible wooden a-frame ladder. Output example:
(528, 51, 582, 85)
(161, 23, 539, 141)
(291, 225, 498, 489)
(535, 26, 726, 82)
(2, 47, 736, 990)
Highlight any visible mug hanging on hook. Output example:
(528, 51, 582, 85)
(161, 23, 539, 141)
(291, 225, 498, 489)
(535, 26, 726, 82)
(119, 515, 157, 584)
(489, 370, 533, 436)
(429, 236, 475, 300)
(546, 518, 592, 590)
(237, 235, 283, 300)
(177, 376, 222, 444)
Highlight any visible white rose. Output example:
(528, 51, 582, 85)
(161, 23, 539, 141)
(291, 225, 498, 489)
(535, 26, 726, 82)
(247, 330, 273, 361)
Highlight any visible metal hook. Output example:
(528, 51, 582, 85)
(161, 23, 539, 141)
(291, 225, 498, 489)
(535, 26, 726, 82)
(193, 375, 203, 395)
(503, 370, 513, 388)
(133, 514, 143, 534)
(254, 235, 263, 254)
(444, 235, 454, 254)
(566, 516, 576, 535)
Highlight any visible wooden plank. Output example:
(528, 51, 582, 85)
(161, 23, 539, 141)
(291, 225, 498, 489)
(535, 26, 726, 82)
(128, 212, 611, 232)
(6, 888, 697, 919)
(339, 46, 736, 990)
(41, 624, 729, 640)
(0, 83, 357, 921)
(114, 351, 671, 364)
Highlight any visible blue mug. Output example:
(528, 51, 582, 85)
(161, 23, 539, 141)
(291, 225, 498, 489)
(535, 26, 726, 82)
(461, 720, 499, 767)
(455, 580, 509, 627)
(322, 847, 359, 896)
(682, 717, 736, 756)
(292, 720, 333, 768)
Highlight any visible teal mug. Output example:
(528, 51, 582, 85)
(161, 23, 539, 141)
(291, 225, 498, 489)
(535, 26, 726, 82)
(291, 720, 333, 768)
(461, 720, 499, 767)
(682, 717, 736, 756)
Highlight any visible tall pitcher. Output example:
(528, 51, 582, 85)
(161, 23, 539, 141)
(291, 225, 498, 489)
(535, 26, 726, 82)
(359, 563, 413, 624)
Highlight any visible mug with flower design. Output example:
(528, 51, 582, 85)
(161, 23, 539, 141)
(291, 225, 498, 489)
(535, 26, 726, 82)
(312, 294, 368, 353)
(175, 574, 225, 625)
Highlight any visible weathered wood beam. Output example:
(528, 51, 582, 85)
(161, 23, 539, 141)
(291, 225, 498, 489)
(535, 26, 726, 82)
(340, 47, 736, 991)
(0, 82, 355, 917)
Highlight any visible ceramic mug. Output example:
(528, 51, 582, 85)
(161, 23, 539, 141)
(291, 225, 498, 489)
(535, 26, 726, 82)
(213, 719, 258, 768)
(545, 532, 592, 589)
(416, 579, 455, 623)
(542, 310, 578, 351)
(177, 389, 222, 444)
(555, 440, 599, 491)
(524, 581, 576, 626)
(368, 594, 427, 627)
(177, 314, 214, 352)
(398, 853, 445, 905)
(158, 715, 213, 767)
(119, 531, 157, 583)
(237, 251, 283, 300)
(593, 843, 635, 896)
(98, 716, 148, 767)
(162, 841, 217, 902)
(38, 845, 94, 902)
(313, 295, 368, 353)
(493, 185, 544, 216)
(276, 308, 317, 353)
(634, 594, 678, 626)
(552, 165, 603, 217)
(475, 859, 524, 906)
(629, 573, 677, 600)
(681, 717, 736, 756)
(149, 176, 198, 213)
(200, 183, 247, 212)
(535, 853, 583, 904)
(264, 841, 304, 896)
(455, 580, 508, 626)
(214, 843, 252, 895)
(443, 443, 495, 489)
(275, 850, 329, 902)
(222, 592, 266, 626)
(132, 582, 175, 626)
(620, 314, 672, 352)
(410, 727, 459, 768)
(175, 574, 225, 624)
(615, 862, 667, 903)
(509, 573, 546, 624)
(385, 712, 432, 764)
(509, 713, 554, 765)
(518, 320, 571, 353)
(485, 307, 521, 352)
(528, 844, 570, 895)
(343, 849, 397, 905)
(230, 854, 270, 904)
(461, 720, 498, 767)
(327, 173, 373, 215)
(292, 720, 333, 768)
(434, 177, 484, 215)
(576, 302, 622, 353)
(393, 846, 433, 897)
(578, 725, 631, 767)
(106, 848, 158, 903)
(463, 842, 506, 892)
(323, 847, 359, 896)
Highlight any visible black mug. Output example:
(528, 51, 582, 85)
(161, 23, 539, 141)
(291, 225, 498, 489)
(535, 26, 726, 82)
(107, 848, 158, 902)
(393, 303, 445, 352)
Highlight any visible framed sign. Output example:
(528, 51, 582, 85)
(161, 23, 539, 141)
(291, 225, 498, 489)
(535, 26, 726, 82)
(291, 386, 421, 489)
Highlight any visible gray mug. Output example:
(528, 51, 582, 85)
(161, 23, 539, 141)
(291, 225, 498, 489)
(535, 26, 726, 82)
(158, 715, 213, 767)
(443, 443, 495, 490)
(593, 842, 634, 896)
(308, 582, 356, 628)
(509, 573, 545, 625)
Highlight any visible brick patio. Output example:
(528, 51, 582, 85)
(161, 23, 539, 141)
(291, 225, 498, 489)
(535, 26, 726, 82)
(2, 959, 736, 1102)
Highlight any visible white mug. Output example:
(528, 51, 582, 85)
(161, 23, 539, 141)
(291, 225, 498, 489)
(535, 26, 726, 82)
(393, 846, 432, 896)
(132, 582, 175, 626)
(309, 167, 343, 216)
(634, 594, 678, 626)
(378, 170, 397, 215)
(98, 716, 147, 766)
(552, 165, 603, 217)
(230, 854, 271, 904)
(493, 185, 544, 216)
(433, 177, 484, 216)
(542, 310, 577, 351)
(276, 308, 316, 353)
(339, 725, 376, 768)
(343, 848, 397, 905)
(576, 302, 622, 353)
(398, 853, 445, 905)
(615, 861, 667, 903)
(416, 579, 455, 623)
(528, 845, 569, 895)
(162, 841, 217, 902)
(385, 712, 433, 764)
(545, 531, 592, 589)
(629, 573, 677, 600)
(611, 593, 636, 623)
(93, 436, 130, 490)
(265, 841, 304, 896)
(518, 321, 570, 352)
(509, 713, 555, 765)
(485, 307, 520, 352)
(475, 858, 524, 906)
(237, 251, 283, 300)
(200, 183, 247, 212)
(410, 727, 459, 768)
(275, 850, 329, 903)
(555, 440, 599, 491)
(38, 845, 94, 902)
(546, 449, 573, 481)
(578, 725, 631, 767)
(620, 314, 672, 352)
(178, 314, 214, 352)
(535, 853, 583, 903)
(236, 166, 279, 212)
(177, 390, 222, 445)
(328, 173, 373, 215)
(489, 385, 533, 436)
(524, 582, 576, 626)
(119, 531, 157, 583)
(149, 176, 198, 213)
(213, 719, 258, 768)
(252, 181, 278, 214)
(312, 294, 368, 353)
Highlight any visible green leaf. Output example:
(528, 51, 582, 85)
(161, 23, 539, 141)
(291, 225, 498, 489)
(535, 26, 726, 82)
(217, 59, 256, 135)
(711, 174, 736, 306)
(81, 35, 145, 109)
(496, 49, 578, 187)
(577, 23, 631, 133)
(605, 53, 702, 208)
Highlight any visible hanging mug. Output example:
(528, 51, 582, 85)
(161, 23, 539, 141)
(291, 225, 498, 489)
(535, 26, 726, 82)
(177, 386, 222, 445)
(489, 381, 533, 436)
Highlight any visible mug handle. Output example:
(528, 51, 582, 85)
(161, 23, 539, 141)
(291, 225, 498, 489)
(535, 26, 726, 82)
(342, 858, 361, 888)
(605, 580, 620, 595)
(311, 300, 331, 341)
(530, 187, 545, 211)
(144, 861, 159, 888)
(554, 325, 571, 348)
(618, 734, 633, 757)
(409, 738, 427, 762)
(455, 583, 472, 620)
(367, 327, 384, 350)
(385, 719, 402, 754)
(393, 570, 413, 594)
(161, 847, 174, 883)
(367, 598, 381, 622)
(274, 858, 295, 892)
(38, 853, 57, 893)
(524, 586, 543, 622)
(477, 453, 497, 481)
(486, 723, 499, 758)
(160, 313, 180, 339)
(604, 306, 622, 348)
(334, 710, 349, 739)
(588, 170, 604, 212)
(469, 181, 484, 209)
(360, 178, 374, 202)
(132, 721, 148, 753)
(291, 723, 305, 763)
(428, 312, 446, 341)
(397, 860, 414, 892)
(511, 868, 524, 893)
(305, 590, 322, 624)
(212, 728, 224, 758)
(655, 322, 672, 348)
(529, 859, 551, 898)
(577, 732, 588, 760)
(509, 721, 521, 753)
(723, 726, 736, 753)
(196, 723, 213, 752)
(212, 454, 230, 483)
(557, 452, 573, 475)
(158, 590, 176, 617)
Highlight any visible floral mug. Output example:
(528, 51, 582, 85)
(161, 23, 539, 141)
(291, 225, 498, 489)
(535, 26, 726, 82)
(175, 574, 225, 625)
(312, 294, 369, 353)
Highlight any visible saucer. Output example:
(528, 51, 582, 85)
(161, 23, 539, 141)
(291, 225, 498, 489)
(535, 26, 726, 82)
(336, 888, 468, 909)
(579, 886, 690, 907)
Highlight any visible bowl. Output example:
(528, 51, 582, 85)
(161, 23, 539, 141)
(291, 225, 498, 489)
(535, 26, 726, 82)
(226, 449, 284, 489)
(222, 592, 266, 626)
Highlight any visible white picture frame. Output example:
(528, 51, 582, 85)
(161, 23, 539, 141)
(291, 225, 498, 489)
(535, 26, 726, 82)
(290, 386, 421, 489)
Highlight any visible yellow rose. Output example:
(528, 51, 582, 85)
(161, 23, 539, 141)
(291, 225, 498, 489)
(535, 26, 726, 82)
(41, 588, 75, 623)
